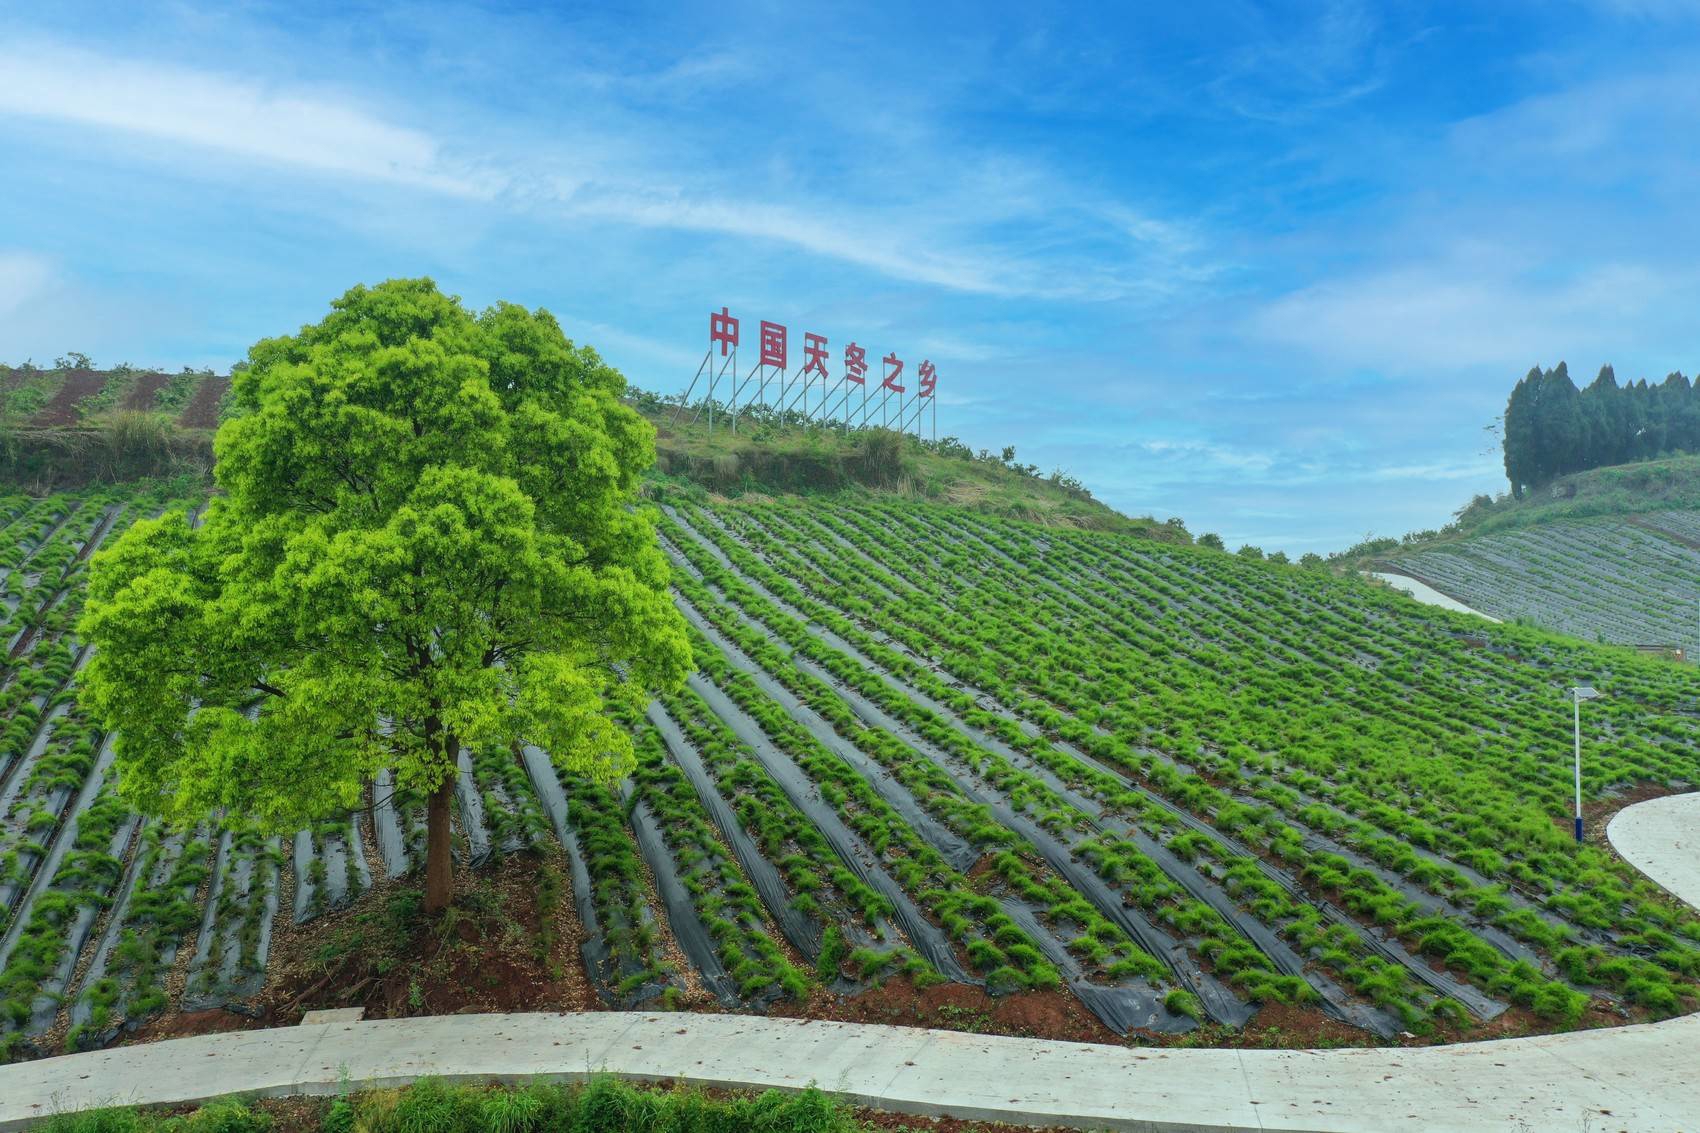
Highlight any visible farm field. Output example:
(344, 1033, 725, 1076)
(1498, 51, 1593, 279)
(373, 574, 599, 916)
(1, 368, 226, 431)
(3, 479, 1700, 1063)
(1380, 514, 1700, 655)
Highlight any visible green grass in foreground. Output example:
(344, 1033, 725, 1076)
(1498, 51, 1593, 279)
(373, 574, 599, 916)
(31, 1077, 910, 1133)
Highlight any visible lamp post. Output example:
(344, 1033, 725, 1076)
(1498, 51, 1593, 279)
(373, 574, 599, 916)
(1571, 686, 1601, 844)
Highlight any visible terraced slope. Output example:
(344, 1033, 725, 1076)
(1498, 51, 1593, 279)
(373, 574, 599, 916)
(4, 482, 1700, 1062)
(1381, 514, 1700, 654)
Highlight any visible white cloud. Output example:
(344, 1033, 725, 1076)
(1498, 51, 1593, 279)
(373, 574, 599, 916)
(0, 39, 1214, 303)
(0, 42, 497, 197)
(1139, 438, 1277, 474)
(1366, 458, 1503, 482)
(0, 252, 53, 314)
(1246, 255, 1681, 372)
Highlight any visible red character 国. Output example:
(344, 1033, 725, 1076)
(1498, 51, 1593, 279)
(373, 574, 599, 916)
(844, 342, 868, 384)
(881, 352, 905, 393)
(760, 321, 788, 369)
(918, 359, 936, 398)
(710, 307, 739, 356)
(804, 332, 829, 377)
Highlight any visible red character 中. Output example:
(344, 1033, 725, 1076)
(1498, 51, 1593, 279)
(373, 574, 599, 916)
(710, 307, 739, 356)
(881, 352, 905, 393)
(804, 332, 829, 377)
(760, 321, 788, 369)
(918, 359, 936, 398)
(844, 342, 868, 384)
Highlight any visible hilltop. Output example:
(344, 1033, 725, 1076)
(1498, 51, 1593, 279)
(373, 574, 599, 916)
(0, 367, 1184, 540)
(633, 394, 1180, 538)
(1340, 456, 1700, 656)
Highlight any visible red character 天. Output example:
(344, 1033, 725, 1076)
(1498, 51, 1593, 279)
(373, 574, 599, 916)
(760, 320, 788, 369)
(710, 307, 739, 356)
(918, 359, 937, 398)
(881, 352, 905, 393)
(844, 342, 868, 384)
(803, 332, 829, 377)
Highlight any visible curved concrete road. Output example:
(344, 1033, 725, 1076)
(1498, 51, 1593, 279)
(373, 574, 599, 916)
(2, 793, 1697, 1133)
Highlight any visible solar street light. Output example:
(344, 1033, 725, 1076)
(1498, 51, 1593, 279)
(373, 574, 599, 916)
(1571, 686, 1602, 845)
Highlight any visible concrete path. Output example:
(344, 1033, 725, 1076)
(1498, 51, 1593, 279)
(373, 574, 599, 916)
(1363, 571, 1502, 622)
(1, 793, 1696, 1133)
(1608, 792, 1700, 909)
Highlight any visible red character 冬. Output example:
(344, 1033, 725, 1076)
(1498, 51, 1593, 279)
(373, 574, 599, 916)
(918, 359, 936, 398)
(804, 332, 829, 377)
(760, 321, 788, 369)
(881, 352, 905, 393)
(710, 307, 739, 356)
(844, 342, 868, 384)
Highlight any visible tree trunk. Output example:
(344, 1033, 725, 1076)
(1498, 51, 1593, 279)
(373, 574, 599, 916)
(424, 771, 455, 914)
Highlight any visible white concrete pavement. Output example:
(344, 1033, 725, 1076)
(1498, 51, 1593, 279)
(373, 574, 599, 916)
(1607, 792, 1700, 910)
(1, 792, 1697, 1133)
(1363, 571, 1502, 622)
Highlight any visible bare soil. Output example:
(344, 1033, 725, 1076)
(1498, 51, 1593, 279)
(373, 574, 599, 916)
(260, 852, 594, 1023)
(28, 369, 107, 425)
(775, 973, 1120, 1045)
(176, 376, 230, 429)
(120, 372, 171, 411)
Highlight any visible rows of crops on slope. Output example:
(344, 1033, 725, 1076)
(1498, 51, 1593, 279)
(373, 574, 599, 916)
(3, 480, 1699, 1062)
(1383, 515, 1700, 654)
(649, 492, 1700, 1028)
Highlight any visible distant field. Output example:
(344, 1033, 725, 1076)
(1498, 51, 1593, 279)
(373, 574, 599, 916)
(3, 482, 1700, 1062)
(1382, 514, 1700, 655)
(0, 369, 225, 430)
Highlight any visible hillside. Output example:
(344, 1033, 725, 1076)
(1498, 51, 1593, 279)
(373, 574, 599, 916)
(3, 478, 1700, 1063)
(1360, 457, 1700, 655)
(1, 368, 1175, 538)
(643, 405, 1164, 535)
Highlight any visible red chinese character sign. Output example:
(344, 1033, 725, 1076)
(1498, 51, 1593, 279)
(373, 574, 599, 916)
(804, 333, 828, 377)
(759, 321, 787, 369)
(675, 307, 939, 440)
(710, 307, 739, 356)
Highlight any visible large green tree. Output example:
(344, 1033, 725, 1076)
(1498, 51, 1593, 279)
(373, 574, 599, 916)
(79, 279, 691, 911)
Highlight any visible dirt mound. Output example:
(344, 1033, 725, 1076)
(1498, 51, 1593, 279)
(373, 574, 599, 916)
(260, 853, 594, 1024)
(177, 375, 231, 429)
(29, 369, 108, 425)
(121, 372, 171, 410)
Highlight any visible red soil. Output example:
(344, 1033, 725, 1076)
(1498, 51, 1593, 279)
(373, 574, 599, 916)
(177, 376, 231, 429)
(120, 372, 171, 411)
(28, 369, 107, 425)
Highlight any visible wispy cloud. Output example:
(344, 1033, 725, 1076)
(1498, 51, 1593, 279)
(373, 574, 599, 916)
(1245, 253, 1683, 372)
(0, 38, 1215, 304)
(1139, 438, 1277, 474)
(0, 42, 499, 197)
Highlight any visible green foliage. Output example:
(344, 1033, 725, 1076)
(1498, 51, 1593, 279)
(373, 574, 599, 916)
(1503, 361, 1700, 496)
(78, 279, 691, 838)
(32, 1079, 869, 1133)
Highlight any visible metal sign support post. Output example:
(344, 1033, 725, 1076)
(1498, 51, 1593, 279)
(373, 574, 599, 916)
(674, 347, 712, 426)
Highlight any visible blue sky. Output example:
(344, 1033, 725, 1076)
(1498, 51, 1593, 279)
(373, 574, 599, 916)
(4, 1, 1700, 553)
